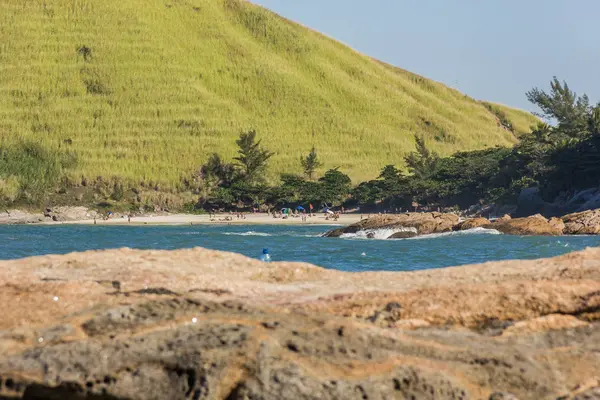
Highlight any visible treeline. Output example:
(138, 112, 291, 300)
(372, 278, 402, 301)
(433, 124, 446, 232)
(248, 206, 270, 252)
(184, 130, 353, 211)
(354, 78, 600, 211)
(190, 78, 600, 213)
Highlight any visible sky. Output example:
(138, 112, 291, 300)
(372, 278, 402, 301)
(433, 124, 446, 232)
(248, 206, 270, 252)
(252, 0, 599, 112)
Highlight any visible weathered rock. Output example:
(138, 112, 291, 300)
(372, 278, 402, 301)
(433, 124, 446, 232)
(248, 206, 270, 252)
(0, 247, 599, 399)
(487, 214, 565, 236)
(501, 314, 588, 336)
(388, 231, 418, 239)
(0, 210, 46, 224)
(562, 209, 600, 235)
(572, 387, 600, 400)
(324, 212, 459, 238)
(489, 393, 520, 400)
(499, 214, 512, 221)
(548, 216, 566, 233)
(515, 187, 563, 217)
(45, 206, 98, 222)
(453, 217, 490, 231)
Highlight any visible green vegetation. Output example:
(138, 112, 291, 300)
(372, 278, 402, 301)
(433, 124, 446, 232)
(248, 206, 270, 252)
(233, 130, 274, 184)
(0, 141, 76, 206)
(0, 0, 536, 198)
(481, 102, 539, 136)
(351, 78, 600, 211)
(300, 147, 322, 180)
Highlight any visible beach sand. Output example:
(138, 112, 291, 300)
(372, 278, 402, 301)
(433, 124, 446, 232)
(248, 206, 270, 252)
(52, 213, 363, 226)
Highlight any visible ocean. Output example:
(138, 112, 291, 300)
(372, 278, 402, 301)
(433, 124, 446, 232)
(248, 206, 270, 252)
(1, 224, 599, 272)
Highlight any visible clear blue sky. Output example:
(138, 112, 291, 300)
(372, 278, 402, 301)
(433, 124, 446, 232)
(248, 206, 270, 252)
(252, 0, 599, 112)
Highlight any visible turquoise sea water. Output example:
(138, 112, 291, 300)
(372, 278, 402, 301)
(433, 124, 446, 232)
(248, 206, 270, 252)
(1, 224, 599, 272)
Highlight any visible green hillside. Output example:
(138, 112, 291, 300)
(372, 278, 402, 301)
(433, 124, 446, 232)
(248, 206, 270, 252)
(0, 0, 536, 188)
(481, 102, 540, 136)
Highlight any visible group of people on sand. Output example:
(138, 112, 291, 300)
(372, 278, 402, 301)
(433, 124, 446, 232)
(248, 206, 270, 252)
(208, 211, 249, 222)
(272, 208, 313, 222)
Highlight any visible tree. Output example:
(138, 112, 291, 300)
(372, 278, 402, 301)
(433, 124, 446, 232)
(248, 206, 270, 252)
(318, 168, 351, 206)
(234, 130, 274, 184)
(526, 77, 591, 137)
(200, 153, 236, 188)
(377, 165, 407, 207)
(300, 146, 322, 180)
(404, 134, 439, 179)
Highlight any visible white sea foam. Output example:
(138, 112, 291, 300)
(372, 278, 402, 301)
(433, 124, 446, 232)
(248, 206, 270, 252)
(407, 227, 502, 240)
(223, 231, 272, 237)
(340, 227, 418, 240)
(339, 226, 501, 240)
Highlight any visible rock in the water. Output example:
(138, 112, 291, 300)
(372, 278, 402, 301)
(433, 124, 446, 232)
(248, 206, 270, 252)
(323, 212, 459, 238)
(388, 231, 418, 239)
(487, 214, 565, 236)
(0, 247, 599, 399)
(454, 217, 490, 231)
(562, 209, 600, 235)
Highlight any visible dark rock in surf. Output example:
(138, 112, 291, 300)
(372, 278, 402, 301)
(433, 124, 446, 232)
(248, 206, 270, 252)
(323, 213, 459, 238)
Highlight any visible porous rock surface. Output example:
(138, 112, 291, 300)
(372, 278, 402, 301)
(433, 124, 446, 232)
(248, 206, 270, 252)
(0, 247, 599, 399)
(44, 206, 98, 222)
(453, 217, 490, 231)
(325, 212, 459, 238)
(562, 209, 600, 235)
(0, 210, 46, 225)
(486, 214, 566, 236)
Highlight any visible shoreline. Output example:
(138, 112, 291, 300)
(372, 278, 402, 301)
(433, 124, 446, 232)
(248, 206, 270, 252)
(39, 213, 363, 227)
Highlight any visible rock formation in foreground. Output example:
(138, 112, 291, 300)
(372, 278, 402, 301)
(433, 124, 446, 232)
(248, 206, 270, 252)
(0, 248, 599, 399)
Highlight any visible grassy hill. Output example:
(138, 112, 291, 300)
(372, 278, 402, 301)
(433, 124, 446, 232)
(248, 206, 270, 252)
(0, 0, 538, 190)
(481, 102, 539, 136)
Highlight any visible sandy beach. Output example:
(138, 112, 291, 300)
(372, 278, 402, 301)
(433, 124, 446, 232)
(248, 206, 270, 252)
(48, 213, 363, 226)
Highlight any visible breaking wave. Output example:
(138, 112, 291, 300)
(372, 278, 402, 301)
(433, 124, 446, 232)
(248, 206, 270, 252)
(222, 231, 272, 237)
(407, 227, 502, 240)
(340, 227, 418, 240)
(339, 227, 501, 240)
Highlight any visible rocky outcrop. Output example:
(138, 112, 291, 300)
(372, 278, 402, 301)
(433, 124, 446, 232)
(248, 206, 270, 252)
(0, 210, 46, 224)
(0, 207, 98, 224)
(324, 212, 459, 238)
(516, 186, 600, 217)
(0, 247, 599, 399)
(562, 209, 600, 235)
(44, 206, 98, 222)
(486, 214, 565, 236)
(453, 217, 490, 231)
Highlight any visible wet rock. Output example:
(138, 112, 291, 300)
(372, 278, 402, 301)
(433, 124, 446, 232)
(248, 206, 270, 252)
(388, 231, 418, 239)
(454, 217, 490, 231)
(487, 214, 565, 236)
(562, 209, 600, 235)
(323, 212, 459, 238)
